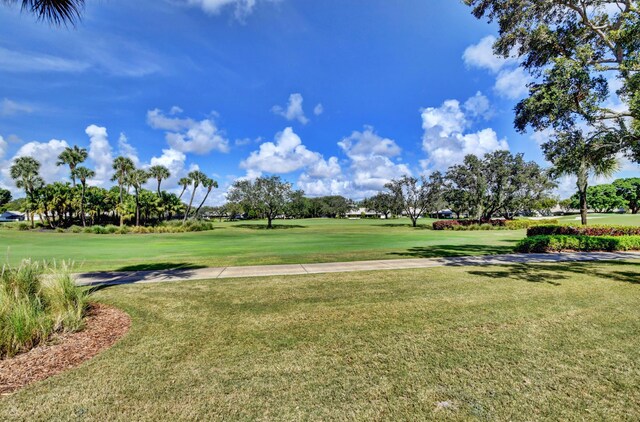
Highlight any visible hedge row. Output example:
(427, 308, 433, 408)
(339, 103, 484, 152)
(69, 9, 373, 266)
(432, 219, 559, 231)
(515, 235, 640, 253)
(527, 224, 640, 237)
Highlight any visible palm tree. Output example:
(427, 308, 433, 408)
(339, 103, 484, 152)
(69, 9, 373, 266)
(10, 156, 42, 227)
(5, 0, 85, 25)
(194, 177, 219, 218)
(111, 156, 135, 226)
(71, 166, 95, 227)
(149, 165, 171, 196)
(183, 171, 206, 223)
(542, 130, 618, 225)
(178, 177, 191, 200)
(57, 145, 88, 187)
(126, 169, 150, 226)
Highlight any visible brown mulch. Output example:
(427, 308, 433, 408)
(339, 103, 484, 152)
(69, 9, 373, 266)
(0, 303, 131, 395)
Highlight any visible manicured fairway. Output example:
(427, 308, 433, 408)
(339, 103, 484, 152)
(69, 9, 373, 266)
(3, 261, 639, 420)
(553, 213, 640, 226)
(0, 218, 523, 271)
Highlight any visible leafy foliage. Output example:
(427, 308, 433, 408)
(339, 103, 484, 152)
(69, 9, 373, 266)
(228, 176, 294, 228)
(515, 234, 640, 253)
(527, 224, 640, 237)
(385, 173, 444, 227)
(444, 151, 555, 220)
(0, 260, 88, 358)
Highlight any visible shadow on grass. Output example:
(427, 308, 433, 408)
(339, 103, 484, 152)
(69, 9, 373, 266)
(115, 263, 206, 271)
(82, 263, 205, 292)
(388, 243, 517, 258)
(232, 224, 308, 230)
(467, 261, 640, 285)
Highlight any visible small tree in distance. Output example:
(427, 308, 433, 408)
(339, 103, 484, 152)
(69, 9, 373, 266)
(385, 173, 443, 228)
(228, 176, 293, 229)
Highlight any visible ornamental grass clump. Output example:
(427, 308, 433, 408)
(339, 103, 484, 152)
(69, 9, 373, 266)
(0, 260, 88, 359)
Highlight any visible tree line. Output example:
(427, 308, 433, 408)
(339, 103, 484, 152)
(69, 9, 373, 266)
(220, 150, 556, 228)
(6, 146, 217, 228)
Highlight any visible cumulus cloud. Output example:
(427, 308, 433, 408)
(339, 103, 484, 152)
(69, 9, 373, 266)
(147, 108, 230, 154)
(241, 127, 323, 174)
(272, 93, 310, 125)
(86, 125, 114, 186)
(463, 35, 531, 99)
(1, 98, 34, 116)
(117, 133, 140, 166)
(420, 95, 509, 170)
(337, 128, 410, 193)
(13, 139, 70, 183)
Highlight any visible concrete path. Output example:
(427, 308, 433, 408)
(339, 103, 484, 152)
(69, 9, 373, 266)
(75, 251, 640, 287)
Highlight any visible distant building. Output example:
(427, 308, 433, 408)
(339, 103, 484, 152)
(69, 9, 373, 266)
(0, 211, 26, 222)
(346, 208, 384, 219)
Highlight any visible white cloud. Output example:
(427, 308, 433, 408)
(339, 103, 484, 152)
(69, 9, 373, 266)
(12, 139, 70, 184)
(463, 91, 492, 119)
(272, 93, 309, 125)
(147, 108, 230, 155)
(241, 127, 322, 174)
(420, 95, 509, 170)
(463, 35, 531, 99)
(1, 98, 34, 116)
(0, 136, 7, 159)
(313, 103, 324, 116)
(186, 0, 276, 19)
(305, 156, 341, 179)
(463, 36, 508, 73)
(86, 125, 114, 186)
(117, 133, 140, 166)
(494, 67, 530, 100)
(337, 128, 410, 193)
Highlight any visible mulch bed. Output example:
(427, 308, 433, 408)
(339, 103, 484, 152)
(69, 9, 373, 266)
(0, 303, 131, 395)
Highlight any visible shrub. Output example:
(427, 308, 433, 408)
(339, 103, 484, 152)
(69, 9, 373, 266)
(504, 219, 559, 230)
(68, 225, 83, 233)
(0, 260, 88, 358)
(105, 225, 119, 234)
(432, 219, 558, 230)
(527, 224, 640, 237)
(515, 235, 640, 253)
(17, 223, 30, 231)
(432, 220, 504, 230)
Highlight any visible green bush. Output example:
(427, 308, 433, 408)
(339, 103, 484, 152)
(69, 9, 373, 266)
(0, 260, 89, 358)
(69, 225, 83, 233)
(515, 235, 640, 253)
(17, 223, 30, 231)
(504, 219, 559, 230)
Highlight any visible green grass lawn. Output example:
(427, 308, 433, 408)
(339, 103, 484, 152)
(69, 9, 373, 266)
(3, 261, 639, 420)
(1, 215, 639, 272)
(0, 218, 524, 272)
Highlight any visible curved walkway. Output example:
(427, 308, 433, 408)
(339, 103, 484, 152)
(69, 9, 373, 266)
(76, 251, 640, 287)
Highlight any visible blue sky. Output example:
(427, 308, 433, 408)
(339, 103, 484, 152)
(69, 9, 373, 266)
(1, 0, 637, 204)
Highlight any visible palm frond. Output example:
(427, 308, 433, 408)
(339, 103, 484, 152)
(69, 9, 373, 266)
(16, 0, 85, 26)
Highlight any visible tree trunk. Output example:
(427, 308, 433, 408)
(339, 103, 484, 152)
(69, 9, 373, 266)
(80, 184, 86, 227)
(183, 186, 197, 223)
(411, 216, 417, 227)
(579, 188, 588, 226)
(194, 188, 212, 219)
(135, 189, 140, 227)
(267, 215, 273, 229)
(119, 183, 124, 227)
(157, 180, 162, 196)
